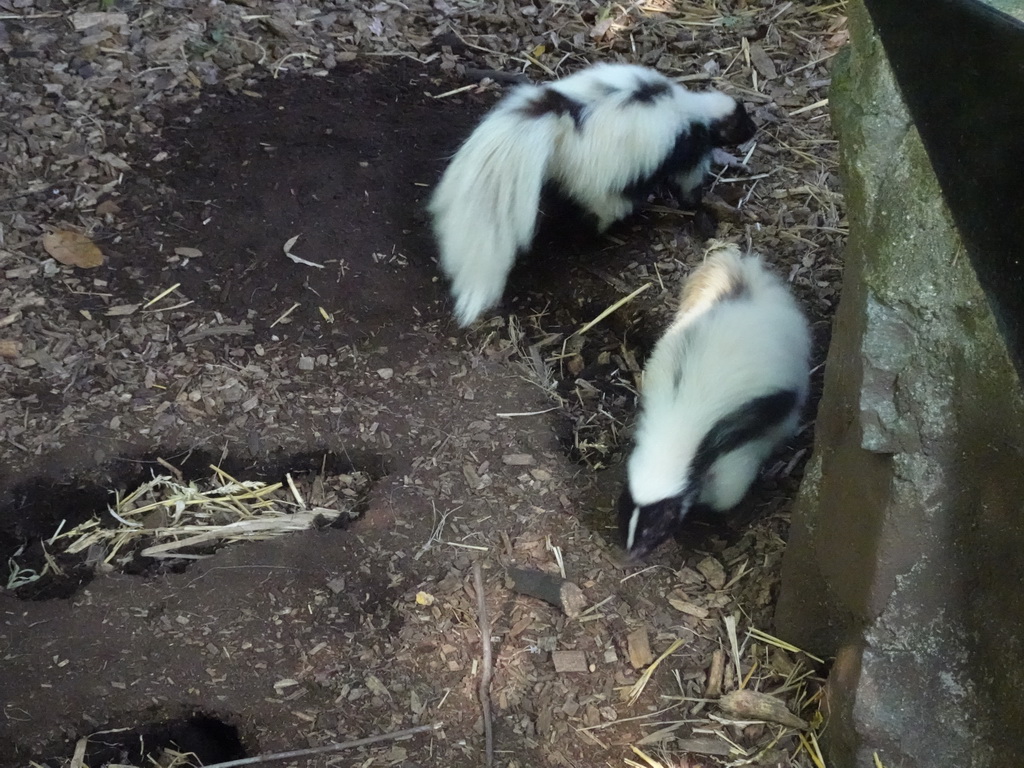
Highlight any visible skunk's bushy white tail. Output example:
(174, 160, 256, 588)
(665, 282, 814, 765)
(429, 88, 573, 327)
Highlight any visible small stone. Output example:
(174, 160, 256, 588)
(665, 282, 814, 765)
(298, 356, 315, 371)
(377, 367, 394, 379)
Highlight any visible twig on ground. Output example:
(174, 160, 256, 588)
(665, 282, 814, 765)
(571, 282, 653, 338)
(200, 723, 443, 768)
(464, 68, 531, 85)
(473, 561, 494, 768)
(414, 500, 460, 561)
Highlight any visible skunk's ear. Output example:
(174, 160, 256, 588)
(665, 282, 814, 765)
(709, 101, 757, 147)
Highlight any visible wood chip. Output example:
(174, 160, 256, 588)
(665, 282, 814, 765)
(626, 628, 654, 670)
(696, 556, 727, 590)
(501, 453, 534, 465)
(670, 737, 734, 756)
(0, 340, 22, 358)
(668, 593, 710, 618)
(105, 304, 140, 316)
(705, 648, 726, 698)
(718, 690, 808, 730)
(71, 11, 129, 31)
(551, 650, 587, 673)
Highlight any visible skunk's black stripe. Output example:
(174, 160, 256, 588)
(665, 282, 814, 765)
(623, 123, 714, 203)
(519, 89, 584, 129)
(627, 79, 672, 104)
(691, 389, 799, 480)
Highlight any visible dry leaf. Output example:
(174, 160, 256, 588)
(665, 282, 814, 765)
(95, 200, 121, 216)
(283, 234, 324, 268)
(748, 43, 778, 79)
(42, 231, 104, 269)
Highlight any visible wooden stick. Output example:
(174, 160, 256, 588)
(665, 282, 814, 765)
(200, 724, 442, 768)
(508, 567, 587, 618)
(473, 562, 494, 768)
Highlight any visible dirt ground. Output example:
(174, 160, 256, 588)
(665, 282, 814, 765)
(0, 2, 847, 767)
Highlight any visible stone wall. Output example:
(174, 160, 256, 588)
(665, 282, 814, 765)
(775, 2, 1024, 766)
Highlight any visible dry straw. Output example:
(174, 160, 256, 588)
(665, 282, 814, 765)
(627, 620, 830, 768)
(51, 465, 360, 567)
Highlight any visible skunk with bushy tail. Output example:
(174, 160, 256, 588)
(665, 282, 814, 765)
(428, 63, 757, 327)
(619, 243, 811, 560)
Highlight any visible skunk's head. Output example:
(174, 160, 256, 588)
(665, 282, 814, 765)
(617, 483, 698, 560)
(709, 100, 757, 147)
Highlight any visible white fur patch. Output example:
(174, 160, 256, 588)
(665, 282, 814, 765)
(626, 505, 641, 551)
(627, 246, 810, 509)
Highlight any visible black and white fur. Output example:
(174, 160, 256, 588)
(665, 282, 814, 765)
(618, 243, 811, 560)
(428, 63, 757, 327)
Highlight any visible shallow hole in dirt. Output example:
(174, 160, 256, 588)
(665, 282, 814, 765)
(1, 448, 387, 600)
(39, 713, 246, 768)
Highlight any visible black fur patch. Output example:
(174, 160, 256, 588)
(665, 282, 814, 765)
(709, 101, 757, 147)
(721, 276, 751, 302)
(520, 88, 584, 129)
(619, 389, 797, 558)
(617, 484, 694, 559)
(616, 483, 636, 547)
(623, 123, 714, 205)
(627, 79, 672, 104)
(691, 389, 800, 483)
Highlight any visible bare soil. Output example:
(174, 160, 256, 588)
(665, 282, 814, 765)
(0, 2, 847, 766)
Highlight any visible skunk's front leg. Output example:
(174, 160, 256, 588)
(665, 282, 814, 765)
(668, 174, 718, 240)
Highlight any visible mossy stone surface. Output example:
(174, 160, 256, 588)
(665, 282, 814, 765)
(776, 1, 1024, 766)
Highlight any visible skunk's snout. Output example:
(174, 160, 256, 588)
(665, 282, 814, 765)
(714, 102, 758, 147)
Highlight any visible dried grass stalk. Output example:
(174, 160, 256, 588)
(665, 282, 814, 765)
(52, 466, 361, 567)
